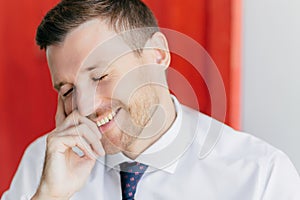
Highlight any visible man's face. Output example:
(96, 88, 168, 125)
(46, 19, 163, 155)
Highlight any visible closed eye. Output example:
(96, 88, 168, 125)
(63, 87, 74, 97)
(92, 74, 108, 82)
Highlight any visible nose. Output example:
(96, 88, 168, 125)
(74, 86, 96, 117)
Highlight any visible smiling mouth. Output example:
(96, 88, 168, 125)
(95, 108, 120, 127)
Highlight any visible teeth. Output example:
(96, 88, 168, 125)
(96, 110, 117, 127)
(96, 121, 101, 127)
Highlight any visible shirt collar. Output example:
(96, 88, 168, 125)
(104, 95, 182, 174)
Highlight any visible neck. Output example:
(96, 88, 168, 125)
(124, 90, 176, 160)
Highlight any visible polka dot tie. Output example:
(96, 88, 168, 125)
(120, 162, 148, 200)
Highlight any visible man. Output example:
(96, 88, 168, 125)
(2, 0, 300, 199)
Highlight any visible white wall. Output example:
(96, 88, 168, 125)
(242, 0, 300, 173)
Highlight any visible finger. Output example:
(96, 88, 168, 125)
(75, 124, 105, 156)
(55, 95, 66, 127)
(57, 124, 105, 156)
(79, 116, 101, 138)
(48, 134, 98, 160)
(56, 111, 101, 139)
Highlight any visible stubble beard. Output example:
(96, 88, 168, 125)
(101, 85, 159, 155)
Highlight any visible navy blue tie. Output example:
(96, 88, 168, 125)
(120, 162, 148, 200)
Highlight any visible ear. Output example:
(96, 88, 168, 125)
(144, 32, 171, 70)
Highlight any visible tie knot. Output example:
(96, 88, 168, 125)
(120, 162, 148, 174)
(120, 162, 148, 200)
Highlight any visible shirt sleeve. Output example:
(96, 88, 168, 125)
(1, 136, 47, 200)
(260, 150, 300, 200)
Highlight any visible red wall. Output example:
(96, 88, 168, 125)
(143, 0, 241, 127)
(0, 0, 241, 195)
(0, 0, 59, 194)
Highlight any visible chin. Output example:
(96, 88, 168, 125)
(100, 133, 122, 154)
(101, 128, 137, 155)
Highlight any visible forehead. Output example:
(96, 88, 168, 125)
(46, 19, 119, 85)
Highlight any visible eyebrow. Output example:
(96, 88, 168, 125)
(82, 60, 110, 72)
(85, 66, 97, 71)
(53, 65, 105, 91)
(53, 67, 96, 91)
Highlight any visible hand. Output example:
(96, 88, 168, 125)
(32, 96, 105, 200)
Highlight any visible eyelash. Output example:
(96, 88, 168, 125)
(63, 87, 74, 97)
(62, 74, 108, 97)
(92, 74, 108, 82)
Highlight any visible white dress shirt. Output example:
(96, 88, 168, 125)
(2, 97, 300, 200)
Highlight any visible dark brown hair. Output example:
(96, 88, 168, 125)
(36, 0, 159, 54)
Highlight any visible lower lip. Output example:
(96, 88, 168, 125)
(98, 109, 120, 133)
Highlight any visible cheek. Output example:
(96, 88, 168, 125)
(128, 85, 159, 126)
(95, 81, 115, 97)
